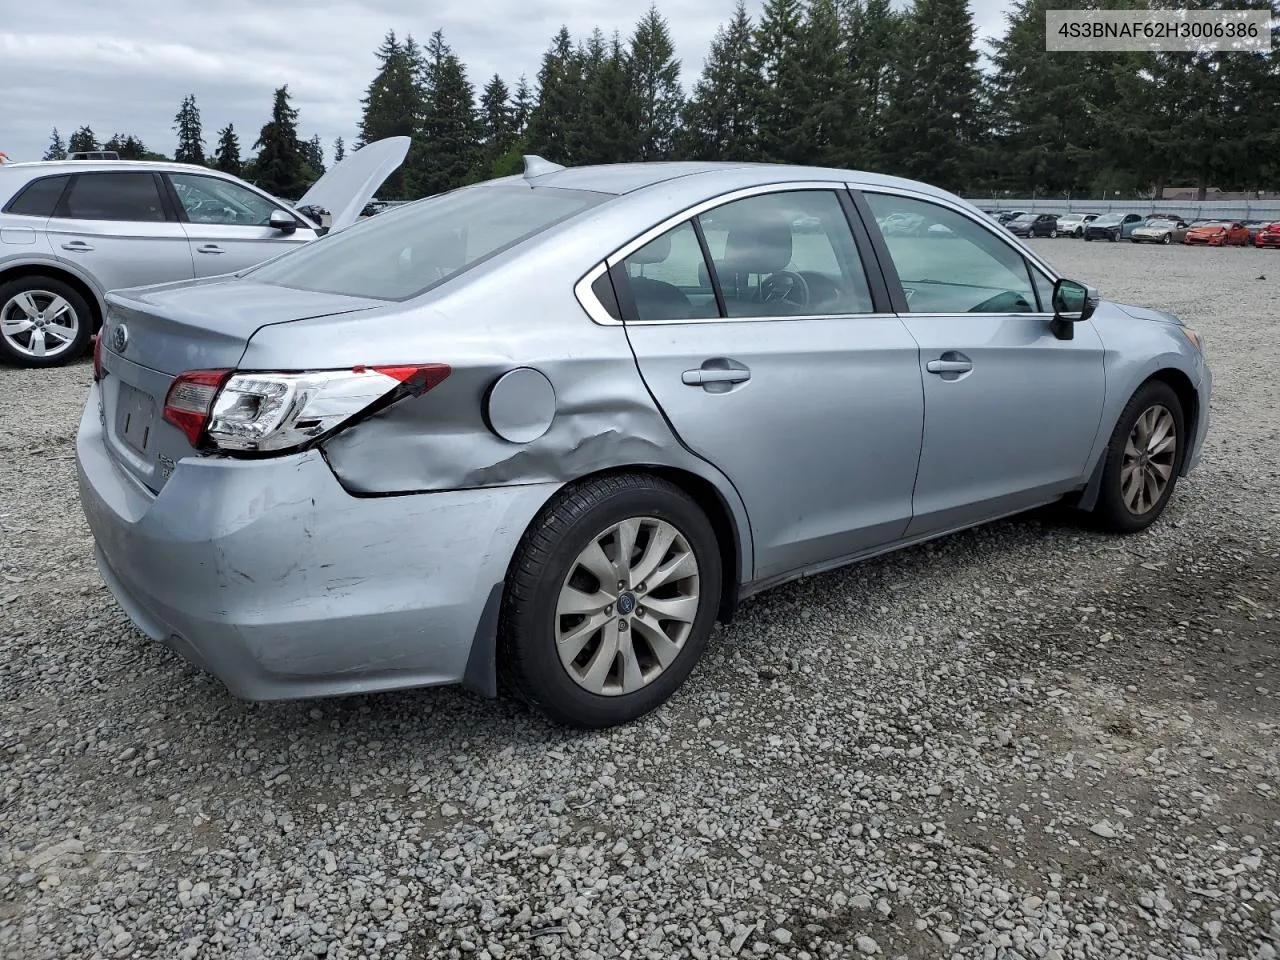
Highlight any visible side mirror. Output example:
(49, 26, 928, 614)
(1049, 278, 1099, 340)
(269, 209, 298, 235)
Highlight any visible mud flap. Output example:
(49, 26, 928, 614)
(462, 582, 503, 698)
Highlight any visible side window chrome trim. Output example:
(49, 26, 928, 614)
(850, 182, 1061, 285)
(575, 179, 855, 327)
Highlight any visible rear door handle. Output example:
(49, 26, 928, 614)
(61, 241, 94, 252)
(197, 244, 224, 254)
(926, 359, 973, 374)
(682, 368, 751, 386)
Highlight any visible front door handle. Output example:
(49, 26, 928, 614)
(61, 241, 94, 252)
(926, 359, 973, 374)
(197, 244, 224, 254)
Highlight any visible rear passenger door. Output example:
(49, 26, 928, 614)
(165, 172, 317, 277)
(608, 185, 925, 583)
(46, 171, 194, 293)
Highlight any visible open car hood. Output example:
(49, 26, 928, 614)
(294, 136, 410, 232)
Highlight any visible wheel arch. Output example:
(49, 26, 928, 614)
(462, 463, 751, 700)
(0, 260, 106, 331)
(1075, 366, 1200, 512)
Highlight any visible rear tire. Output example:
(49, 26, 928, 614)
(1092, 381, 1186, 534)
(1162, 234, 1172, 245)
(499, 474, 723, 729)
(0, 275, 93, 368)
(1049, 229, 1058, 239)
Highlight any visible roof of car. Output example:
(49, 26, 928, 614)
(0, 159, 234, 178)
(489, 160, 961, 203)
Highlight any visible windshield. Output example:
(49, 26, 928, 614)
(1094, 216, 1121, 225)
(1013, 214, 1036, 222)
(248, 184, 607, 300)
(1145, 220, 1175, 228)
(1199, 221, 1229, 228)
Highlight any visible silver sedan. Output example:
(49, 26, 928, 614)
(77, 158, 1212, 728)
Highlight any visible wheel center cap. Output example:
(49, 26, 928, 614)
(617, 592, 636, 616)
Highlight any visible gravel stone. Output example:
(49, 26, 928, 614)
(1, 241, 1278, 959)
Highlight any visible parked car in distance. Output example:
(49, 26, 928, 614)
(1183, 220, 1251, 246)
(69, 151, 121, 161)
(1242, 220, 1269, 243)
(1084, 213, 1144, 242)
(1005, 213, 1059, 238)
(1255, 222, 1280, 248)
(996, 210, 1027, 224)
(1056, 213, 1098, 238)
(0, 138, 409, 367)
(76, 156, 1212, 729)
(1130, 218, 1190, 245)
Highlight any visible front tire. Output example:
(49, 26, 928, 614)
(1092, 381, 1186, 534)
(1162, 233, 1172, 245)
(499, 474, 723, 729)
(0, 276, 93, 368)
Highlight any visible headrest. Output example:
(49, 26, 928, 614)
(722, 215, 793, 275)
(630, 231, 672, 265)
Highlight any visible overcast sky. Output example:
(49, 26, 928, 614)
(1, 0, 1012, 164)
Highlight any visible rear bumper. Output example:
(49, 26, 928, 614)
(75, 384, 557, 701)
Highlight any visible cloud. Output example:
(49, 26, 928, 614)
(1, 0, 1013, 164)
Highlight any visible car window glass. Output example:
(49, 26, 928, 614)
(249, 184, 603, 301)
(864, 193, 1037, 314)
(1029, 265, 1054, 313)
(698, 190, 874, 317)
(621, 221, 718, 322)
(169, 173, 279, 226)
(6, 175, 69, 216)
(60, 172, 166, 222)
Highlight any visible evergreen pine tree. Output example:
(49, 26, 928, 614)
(333, 136, 346, 164)
(680, 2, 762, 161)
(512, 75, 534, 137)
(629, 6, 683, 160)
(213, 124, 242, 175)
(103, 133, 149, 161)
(68, 126, 98, 154)
(839, 0, 903, 171)
(754, 0, 808, 163)
(475, 74, 515, 177)
(412, 31, 478, 196)
(791, 0, 847, 166)
(43, 129, 67, 161)
(580, 36, 642, 164)
(879, 0, 982, 192)
(358, 30, 422, 195)
(253, 85, 305, 198)
(525, 28, 585, 162)
(173, 94, 206, 165)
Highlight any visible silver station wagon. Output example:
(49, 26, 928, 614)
(76, 158, 1212, 728)
(0, 138, 407, 366)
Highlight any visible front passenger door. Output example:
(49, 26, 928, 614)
(859, 191, 1106, 537)
(166, 173, 317, 277)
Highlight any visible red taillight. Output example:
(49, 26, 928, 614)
(369, 363, 452, 396)
(163, 369, 230, 446)
(92, 333, 103, 381)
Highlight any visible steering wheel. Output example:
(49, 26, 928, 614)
(760, 270, 811, 309)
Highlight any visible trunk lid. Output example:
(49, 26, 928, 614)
(98, 277, 384, 493)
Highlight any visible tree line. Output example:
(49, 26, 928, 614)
(43, 86, 329, 199)
(44, 0, 1280, 202)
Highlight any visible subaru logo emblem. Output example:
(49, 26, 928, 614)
(617, 593, 636, 615)
(111, 323, 129, 353)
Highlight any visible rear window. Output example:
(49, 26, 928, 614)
(5, 175, 70, 216)
(59, 172, 167, 222)
(248, 184, 607, 300)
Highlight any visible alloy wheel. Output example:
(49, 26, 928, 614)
(1121, 404, 1177, 515)
(1, 290, 80, 359)
(555, 516, 700, 696)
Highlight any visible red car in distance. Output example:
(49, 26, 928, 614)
(1183, 221, 1252, 246)
(1255, 222, 1280, 248)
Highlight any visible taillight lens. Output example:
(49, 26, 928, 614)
(163, 364, 449, 453)
(163, 369, 231, 446)
(92, 333, 103, 381)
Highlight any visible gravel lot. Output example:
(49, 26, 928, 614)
(2, 240, 1278, 960)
